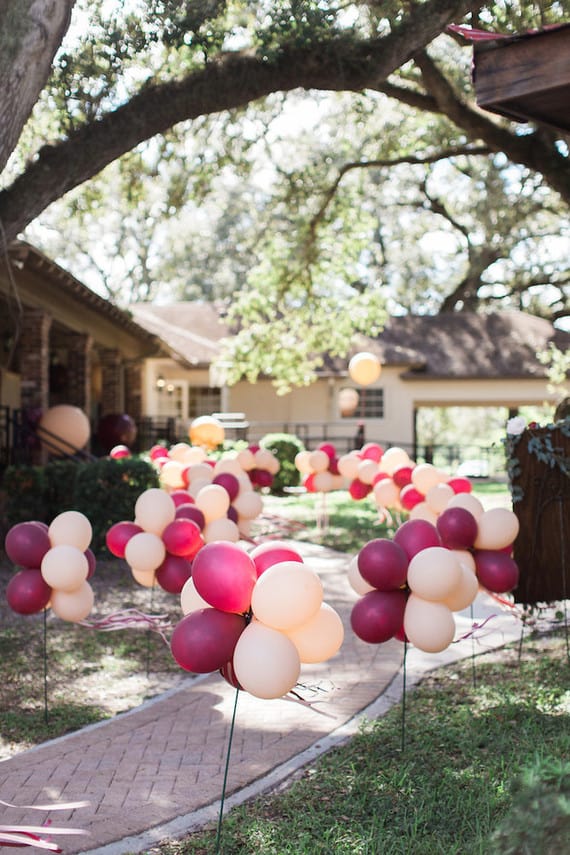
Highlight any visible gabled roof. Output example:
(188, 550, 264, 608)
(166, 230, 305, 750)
(129, 302, 229, 367)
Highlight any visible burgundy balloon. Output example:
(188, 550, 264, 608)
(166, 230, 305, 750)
(436, 507, 478, 550)
(349, 479, 372, 500)
(161, 518, 204, 559)
(105, 521, 143, 558)
(175, 503, 206, 530)
(212, 473, 240, 501)
(6, 569, 52, 615)
(191, 541, 257, 613)
(170, 608, 247, 673)
(357, 538, 409, 591)
(351, 589, 408, 644)
(156, 554, 193, 594)
(250, 468, 273, 488)
(249, 541, 304, 578)
(227, 505, 239, 523)
(474, 550, 520, 594)
(393, 519, 441, 561)
(219, 658, 243, 690)
(170, 490, 194, 507)
(85, 548, 97, 579)
(97, 413, 137, 453)
(5, 521, 51, 568)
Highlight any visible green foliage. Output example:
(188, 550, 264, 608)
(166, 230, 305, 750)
(259, 432, 305, 493)
(1, 466, 47, 525)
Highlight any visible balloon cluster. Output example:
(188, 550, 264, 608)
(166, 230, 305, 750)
(5, 511, 96, 622)
(336, 442, 387, 500)
(294, 444, 345, 494)
(171, 540, 344, 699)
(235, 444, 280, 490)
(350, 499, 521, 654)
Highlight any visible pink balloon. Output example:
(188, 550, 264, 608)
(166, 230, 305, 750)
(318, 442, 337, 459)
(474, 550, 520, 594)
(156, 554, 193, 594)
(191, 542, 257, 613)
(400, 484, 424, 511)
(212, 472, 240, 501)
(393, 466, 413, 488)
(175, 503, 206, 530)
(5, 521, 51, 568)
(170, 608, 247, 673)
(393, 519, 441, 561)
(349, 479, 372, 500)
(447, 476, 472, 494)
(6, 569, 52, 614)
(436, 507, 478, 550)
(161, 518, 204, 559)
(350, 589, 408, 644)
(361, 443, 383, 462)
(170, 490, 194, 507)
(249, 541, 304, 577)
(105, 521, 143, 559)
(150, 444, 169, 460)
(357, 539, 409, 591)
(110, 444, 131, 459)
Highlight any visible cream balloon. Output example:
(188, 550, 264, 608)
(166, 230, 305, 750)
(347, 554, 375, 596)
(168, 442, 194, 463)
(407, 547, 462, 602)
(308, 449, 330, 473)
(130, 566, 157, 588)
(195, 484, 231, 522)
(338, 387, 359, 416)
(254, 449, 277, 471)
(380, 447, 412, 475)
(403, 594, 456, 653)
(452, 550, 477, 573)
(411, 464, 443, 494)
(38, 405, 91, 455)
(50, 581, 94, 622)
(285, 602, 344, 663)
(180, 577, 210, 614)
(425, 483, 455, 514)
(233, 622, 301, 699)
(134, 488, 176, 535)
(337, 453, 361, 480)
(409, 502, 438, 525)
(124, 531, 166, 573)
(237, 448, 256, 471)
(295, 450, 313, 475)
(358, 459, 379, 485)
(447, 493, 484, 520)
(159, 460, 186, 490)
(313, 471, 334, 493)
(184, 463, 214, 485)
(233, 490, 264, 520)
(348, 351, 381, 386)
(474, 507, 520, 550)
(48, 510, 92, 551)
(373, 478, 400, 509)
(203, 517, 241, 543)
(213, 455, 244, 477)
(41, 544, 89, 592)
(187, 477, 214, 500)
(251, 561, 323, 631)
(442, 563, 479, 612)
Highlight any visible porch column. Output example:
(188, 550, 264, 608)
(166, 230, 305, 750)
(99, 348, 123, 415)
(20, 307, 52, 411)
(66, 332, 93, 412)
(124, 362, 143, 421)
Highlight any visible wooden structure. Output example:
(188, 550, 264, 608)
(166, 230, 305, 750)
(473, 23, 570, 132)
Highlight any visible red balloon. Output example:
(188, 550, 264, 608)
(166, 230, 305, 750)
(436, 507, 478, 550)
(357, 539, 409, 591)
(85, 548, 97, 579)
(150, 444, 169, 461)
(156, 554, 193, 594)
(5, 521, 51, 569)
(249, 541, 304, 577)
(329, 456, 340, 475)
(351, 589, 408, 644)
(212, 473, 240, 501)
(110, 444, 131, 459)
(304, 473, 317, 493)
(447, 476, 472, 494)
(474, 550, 520, 594)
(170, 490, 194, 507)
(6, 569, 52, 615)
(171, 608, 247, 673)
(399, 484, 424, 511)
(372, 471, 391, 485)
(318, 443, 337, 460)
(392, 466, 413, 488)
(349, 479, 372, 500)
(191, 542, 257, 613)
(105, 521, 143, 558)
(161, 518, 204, 559)
(393, 519, 441, 561)
(361, 443, 383, 462)
(175, 503, 205, 530)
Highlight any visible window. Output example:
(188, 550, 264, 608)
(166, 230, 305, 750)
(188, 386, 222, 418)
(339, 387, 384, 418)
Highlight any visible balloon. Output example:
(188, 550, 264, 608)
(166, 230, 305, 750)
(348, 554, 375, 596)
(308, 449, 330, 473)
(38, 405, 90, 455)
(50, 581, 94, 622)
(232, 490, 263, 520)
(6, 569, 52, 614)
(105, 521, 143, 558)
(403, 595, 456, 653)
(442, 563, 479, 612)
(361, 442, 383, 462)
(202, 517, 241, 543)
(286, 603, 345, 663)
(150, 445, 169, 461)
(168, 442, 194, 463)
(474, 550, 520, 594)
(155, 554, 193, 594)
(5, 521, 51, 568)
(188, 415, 225, 449)
(338, 387, 359, 416)
(411, 464, 445, 494)
(358, 459, 379, 485)
(393, 519, 441, 561)
(406, 547, 462, 602)
(130, 566, 156, 588)
(348, 352, 381, 386)
(357, 538, 408, 591)
(473, 508, 520, 551)
(159, 460, 187, 490)
(251, 561, 323, 631)
(232, 622, 301, 699)
(350, 589, 408, 644)
(195, 484, 231, 523)
(191, 541, 257, 613)
(254, 449, 278, 472)
(212, 472, 240, 501)
(447, 476, 472, 494)
(436, 507, 478, 550)
(236, 448, 256, 471)
(41, 544, 89, 592)
(373, 478, 400, 509)
(170, 489, 194, 507)
(180, 577, 210, 614)
(161, 518, 204, 558)
(85, 548, 96, 579)
(400, 484, 424, 511)
(337, 453, 360, 480)
(124, 532, 166, 573)
(110, 444, 131, 459)
(425, 483, 454, 514)
(48, 510, 92, 552)
(313, 471, 335, 493)
(319, 442, 337, 460)
(349, 479, 372, 500)
(393, 465, 413, 488)
(175, 503, 206, 529)
(249, 541, 304, 577)
(295, 450, 313, 475)
(97, 413, 137, 452)
(171, 608, 247, 673)
(134, 488, 176, 535)
(447, 493, 484, 520)
(408, 502, 438, 524)
(380, 447, 411, 475)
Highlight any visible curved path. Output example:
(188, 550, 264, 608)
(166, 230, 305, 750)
(0, 543, 524, 854)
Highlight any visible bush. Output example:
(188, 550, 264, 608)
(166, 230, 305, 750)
(259, 433, 305, 494)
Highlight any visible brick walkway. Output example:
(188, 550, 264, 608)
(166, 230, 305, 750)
(0, 542, 524, 855)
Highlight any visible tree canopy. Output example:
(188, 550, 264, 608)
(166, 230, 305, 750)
(1, 0, 569, 391)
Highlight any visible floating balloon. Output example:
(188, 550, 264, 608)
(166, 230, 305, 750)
(161, 518, 203, 558)
(155, 555, 193, 594)
(348, 352, 382, 386)
(41, 544, 89, 592)
(188, 415, 225, 449)
(38, 405, 91, 455)
(347, 554, 375, 596)
(474, 549, 520, 594)
(105, 521, 143, 558)
(124, 532, 166, 574)
(180, 577, 210, 614)
(406, 547, 462, 602)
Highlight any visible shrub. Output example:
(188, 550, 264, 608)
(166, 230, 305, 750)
(259, 433, 305, 494)
(1, 465, 48, 525)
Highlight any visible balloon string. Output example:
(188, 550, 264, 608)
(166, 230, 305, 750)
(43, 608, 49, 725)
(401, 641, 407, 753)
(215, 687, 240, 854)
(470, 603, 477, 689)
